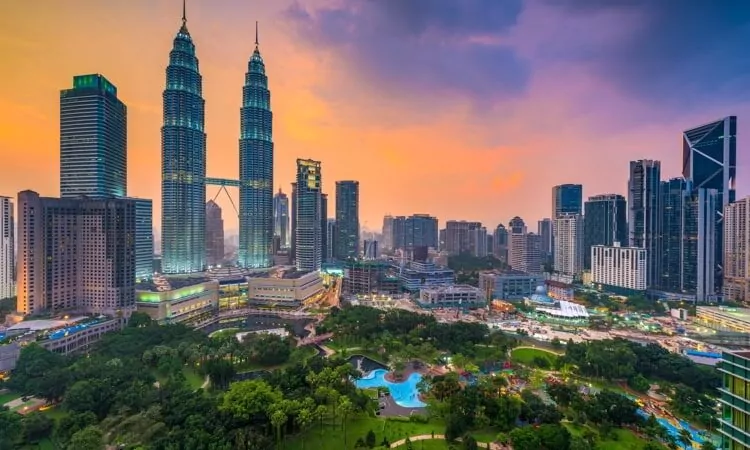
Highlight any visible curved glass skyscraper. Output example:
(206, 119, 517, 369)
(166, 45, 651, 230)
(161, 7, 206, 273)
(238, 24, 274, 268)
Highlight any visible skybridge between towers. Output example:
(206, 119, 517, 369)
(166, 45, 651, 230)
(205, 177, 240, 217)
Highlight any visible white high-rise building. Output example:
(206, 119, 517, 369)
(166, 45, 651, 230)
(553, 213, 584, 276)
(0, 196, 14, 299)
(591, 243, 647, 292)
(724, 198, 750, 302)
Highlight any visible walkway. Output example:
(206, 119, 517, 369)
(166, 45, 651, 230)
(388, 434, 500, 449)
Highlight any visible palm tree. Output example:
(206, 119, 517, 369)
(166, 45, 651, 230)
(678, 428, 693, 449)
(295, 407, 314, 450)
(338, 397, 354, 448)
(270, 409, 287, 450)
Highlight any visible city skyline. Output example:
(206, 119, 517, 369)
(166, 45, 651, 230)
(2, 1, 750, 235)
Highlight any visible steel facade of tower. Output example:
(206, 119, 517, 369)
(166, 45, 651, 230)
(335, 181, 360, 260)
(583, 194, 627, 270)
(628, 160, 661, 287)
(552, 184, 583, 218)
(161, 13, 207, 274)
(273, 189, 289, 249)
(295, 159, 323, 271)
(238, 26, 274, 268)
(60, 74, 127, 198)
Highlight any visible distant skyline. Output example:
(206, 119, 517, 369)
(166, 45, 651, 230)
(1, 0, 750, 238)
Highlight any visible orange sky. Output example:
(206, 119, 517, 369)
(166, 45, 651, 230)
(0, 0, 743, 237)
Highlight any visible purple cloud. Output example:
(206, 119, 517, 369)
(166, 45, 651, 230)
(284, 0, 529, 105)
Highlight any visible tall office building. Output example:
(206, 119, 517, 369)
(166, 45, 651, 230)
(553, 213, 584, 276)
(206, 200, 224, 267)
(718, 351, 750, 450)
(17, 191, 136, 315)
(683, 117, 737, 291)
(363, 240, 379, 260)
(0, 197, 13, 299)
(290, 182, 297, 264)
(591, 243, 647, 293)
(509, 217, 527, 271)
(134, 199, 154, 281)
(537, 218, 553, 263)
(161, 6, 207, 273)
(470, 227, 488, 257)
(273, 188, 289, 249)
(382, 216, 394, 250)
(239, 23, 274, 269)
(628, 160, 661, 286)
(552, 184, 583, 218)
(335, 181, 360, 260)
(492, 224, 508, 263)
(583, 194, 627, 270)
(405, 214, 438, 249)
(295, 159, 323, 271)
(723, 197, 750, 302)
(659, 178, 688, 293)
(445, 220, 482, 254)
(321, 193, 329, 262)
(60, 74, 127, 199)
(685, 187, 719, 302)
(325, 219, 337, 261)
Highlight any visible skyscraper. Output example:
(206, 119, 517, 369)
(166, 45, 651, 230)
(295, 159, 323, 271)
(60, 74, 126, 198)
(326, 219, 337, 262)
(628, 160, 661, 287)
(239, 23, 274, 269)
(492, 224, 508, 263)
(723, 197, 750, 302)
(335, 181, 360, 260)
(0, 196, 13, 299)
(552, 184, 583, 218)
(445, 220, 482, 254)
(321, 193, 328, 262)
(683, 116, 737, 290)
(583, 194, 627, 270)
(17, 191, 136, 315)
(382, 216, 394, 250)
(161, 5, 207, 274)
(405, 214, 439, 249)
(659, 178, 688, 293)
(290, 182, 297, 264)
(134, 199, 154, 281)
(554, 213, 584, 276)
(273, 188, 289, 249)
(537, 218, 553, 263)
(206, 200, 224, 267)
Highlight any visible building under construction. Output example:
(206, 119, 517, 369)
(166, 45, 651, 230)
(342, 260, 400, 295)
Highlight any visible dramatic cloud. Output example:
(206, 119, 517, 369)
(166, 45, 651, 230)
(284, 0, 530, 104)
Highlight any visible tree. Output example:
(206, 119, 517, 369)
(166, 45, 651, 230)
(509, 426, 541, 450)
(0, 410, 22, 449)
(701, 441, 717, 450)
(128, 311, 154, 328)
(22, 412, 53, 443)
(537, 424, 571, 450)
(338, 397, 355, 448)
(365, 429, 376, 448)
(67, 426, 104, 450)
(462, 434, 479, 450)
(270, 409, 287, 450)
(219, 379, 283, 423)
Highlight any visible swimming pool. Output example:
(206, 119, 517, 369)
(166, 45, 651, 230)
(636, 409, 705, 449)
(355, 369, 426, 408)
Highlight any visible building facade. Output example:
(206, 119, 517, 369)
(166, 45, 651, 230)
(591, 243, 647, 294)
(398, 261, 455, 292)
(17, 191, 136, 315)
(724, 198, 750, 302)
(206, 200, 224, 267)
(60, 74, 127, 199)
(493, 224, 509, 263)
(136, 278, 218, 324)
(273, 188, 289, 249)
(553, 213, 584, 276)
(583, 194, 627, 270)
(538, 218, 553, 263)
(247, 270, 323, 305)
(718, 351, 750, 449)
(417, 285, 485, 308)
(161, 12, 207, 274)
(552, 184, 583, 218)
(0, 197, 13, 299)
(445, 220, 482, 254)
(134, 199, 154, 281)
(479, 271, 542, 301)
(295, 159, 323, 271)
(335, 180, 360, 260)
(239, 28, 274, 269)
(628, 159, 661, 287)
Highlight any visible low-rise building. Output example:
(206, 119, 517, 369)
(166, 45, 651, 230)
(695, 306, 750, 333)
(247, 269, 323, 306)
(343, 260, 400, 295)
(136, 277, 219, 324)
(417, 284, 485, 308)
(546, 280, 575, 302)
(398, 261, 455, 292)
(479, 271, 542, 302)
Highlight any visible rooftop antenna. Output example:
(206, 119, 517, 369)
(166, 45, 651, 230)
(182, 0, 187, 25)
(255, 21, 259, 48)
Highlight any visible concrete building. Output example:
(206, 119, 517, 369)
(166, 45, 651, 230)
(343, 260, 399, 295)
(724, 197, 750, 302)
(247, 269, 323, 305)
(335, 181, 360, 260)
(628, 159, 661, 286)
(134, 199, 153, 282)
(0, 196, 13, 299)
(493, 224, 509, 263)
(479, 271, 542, 302)
(206, 200, 224, 267)
(583, 194, 627, 270)
(553, 213, 584, 276)
(718, 350, 750, 449)
(591, 243, 647, 295)
(417, 284, 485, 308)
(273, 188, 290, 249)
(538, 218, 553, 263)
(295, 159, 323, 271)
(398, 261, 455, 292)
(17, 191, 136, 316)
(381, 216, 394, 250)
(470, 226, 488, 257)
(325, 219, 337, 262)
(136, 277, 218, 324)
(696, 306, 750, 333)
(445, 220, 482, 254)
(552, 184, 583, 218)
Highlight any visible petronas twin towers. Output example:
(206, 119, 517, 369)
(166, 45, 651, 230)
(161, 3, 273, 273)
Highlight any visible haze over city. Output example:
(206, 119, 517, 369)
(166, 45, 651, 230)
(2, 0, 750, 236)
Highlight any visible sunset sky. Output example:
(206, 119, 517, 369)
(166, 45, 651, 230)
(1, 0, 749, 237)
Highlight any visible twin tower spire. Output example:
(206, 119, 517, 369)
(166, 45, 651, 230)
(180, 1, 259, 47)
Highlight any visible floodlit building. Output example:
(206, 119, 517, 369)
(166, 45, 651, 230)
(398, 261, 455, 292)
(591, 243, 647, 295)
(246, 269, 323, 305)
(417, 284, 485, 308)
(718, 350, 750, 450)
(135, 277, 218, 324)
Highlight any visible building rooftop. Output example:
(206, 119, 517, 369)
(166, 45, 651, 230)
(537, 300, 590, 318)
(481, 269, 537, 277)
(247, 268, 313, 280)
(699, 306, 750, 322)
(136, 276, 210, 292)
(421, 284, 479, 294)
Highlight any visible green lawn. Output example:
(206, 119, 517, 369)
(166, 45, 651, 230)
(0, 390, 21, 405)
(153, 367, 205, 390)
(284, 415, 445, 450)
(392, 440, 450, 449)
(510, 347, 559, 366)
(564, 423, 666, 450)
(208, 328, 240, 339)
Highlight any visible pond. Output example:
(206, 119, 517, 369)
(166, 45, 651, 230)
(355, 369, 426, 408)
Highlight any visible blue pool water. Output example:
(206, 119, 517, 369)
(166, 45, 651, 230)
(355, 369, 426, 408)
(636, 409, 705, 449)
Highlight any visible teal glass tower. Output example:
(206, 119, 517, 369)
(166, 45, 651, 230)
(60, 74, 126, 198)
(161, 3, 206, 274)
(238, 23, 274, 268)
